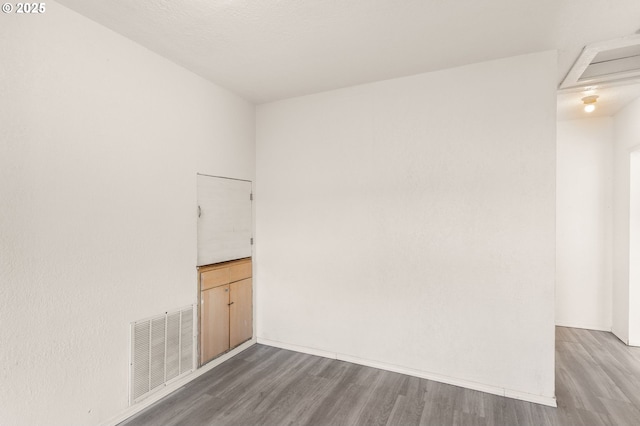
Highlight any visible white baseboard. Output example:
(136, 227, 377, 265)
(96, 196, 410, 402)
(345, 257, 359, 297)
(257, 337, 337, 359)
(611, 331, 640, 348)
(257, 337, 557, 408)
(101, 339, 257, 426)
(611, 328, 629, 345)
(555, 321, 611, 332)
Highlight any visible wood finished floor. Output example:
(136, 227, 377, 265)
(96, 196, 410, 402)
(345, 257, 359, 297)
(120, 327, 640, 425)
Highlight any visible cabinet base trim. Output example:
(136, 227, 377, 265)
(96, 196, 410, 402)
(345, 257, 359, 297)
(256, 337, 557, 408)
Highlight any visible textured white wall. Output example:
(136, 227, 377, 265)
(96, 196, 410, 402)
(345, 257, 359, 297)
(0, 3, 254, 425)
(256, 51, 557, 403)
(556, 118, 613, 331)
(613, 97, 640, 345)
(630, 151, 640, 346)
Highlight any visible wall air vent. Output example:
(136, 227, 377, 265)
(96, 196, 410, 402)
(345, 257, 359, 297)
(129, 305, 195, 404)
(560, 34, 640, 90)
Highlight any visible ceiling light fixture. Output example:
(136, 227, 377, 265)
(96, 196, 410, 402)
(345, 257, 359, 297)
(582, 95, 599, 113)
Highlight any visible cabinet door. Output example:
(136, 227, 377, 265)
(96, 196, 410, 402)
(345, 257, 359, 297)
(201, 285, 230, 364)
(229, 278, 252, 348)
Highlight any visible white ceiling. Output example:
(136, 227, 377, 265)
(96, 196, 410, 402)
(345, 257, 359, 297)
(56, 0, 640, 106)
(557, 83, 640, 121)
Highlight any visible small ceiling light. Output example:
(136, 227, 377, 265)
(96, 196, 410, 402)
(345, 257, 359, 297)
(582, 95, 599, 113)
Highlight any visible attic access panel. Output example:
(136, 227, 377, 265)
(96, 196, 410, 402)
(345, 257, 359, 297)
(560, 34, 640, 89)
(197, 174, 252, 266)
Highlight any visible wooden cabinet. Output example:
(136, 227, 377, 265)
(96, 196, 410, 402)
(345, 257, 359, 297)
(199, 258, 252, 365)
(201, 284, 230, 362)
(230, 278, 252, 348)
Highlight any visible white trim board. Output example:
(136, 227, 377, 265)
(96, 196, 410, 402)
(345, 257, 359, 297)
(555, 321, 612, 333)
(612, 328, 629, 345)
(257, 337, 557, 408)
(101, 339, 257, 426)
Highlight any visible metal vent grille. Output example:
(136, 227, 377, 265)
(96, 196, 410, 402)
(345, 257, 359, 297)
(560, 34, 640, 89)
(130, 305, 195, 404)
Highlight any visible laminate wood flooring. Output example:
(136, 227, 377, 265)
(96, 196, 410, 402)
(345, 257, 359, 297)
(120, 327, 640, 425)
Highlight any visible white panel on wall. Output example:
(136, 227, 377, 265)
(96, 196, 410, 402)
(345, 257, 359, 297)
(197, 174, 252, 266)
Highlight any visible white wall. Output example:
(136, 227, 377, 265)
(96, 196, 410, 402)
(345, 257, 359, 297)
(613, 97, 640, 345)
(0, 3, 254, 425)
(256, 51, 557, 404)
(630, 151, 640, 345)
(556, 118, 613, 331)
